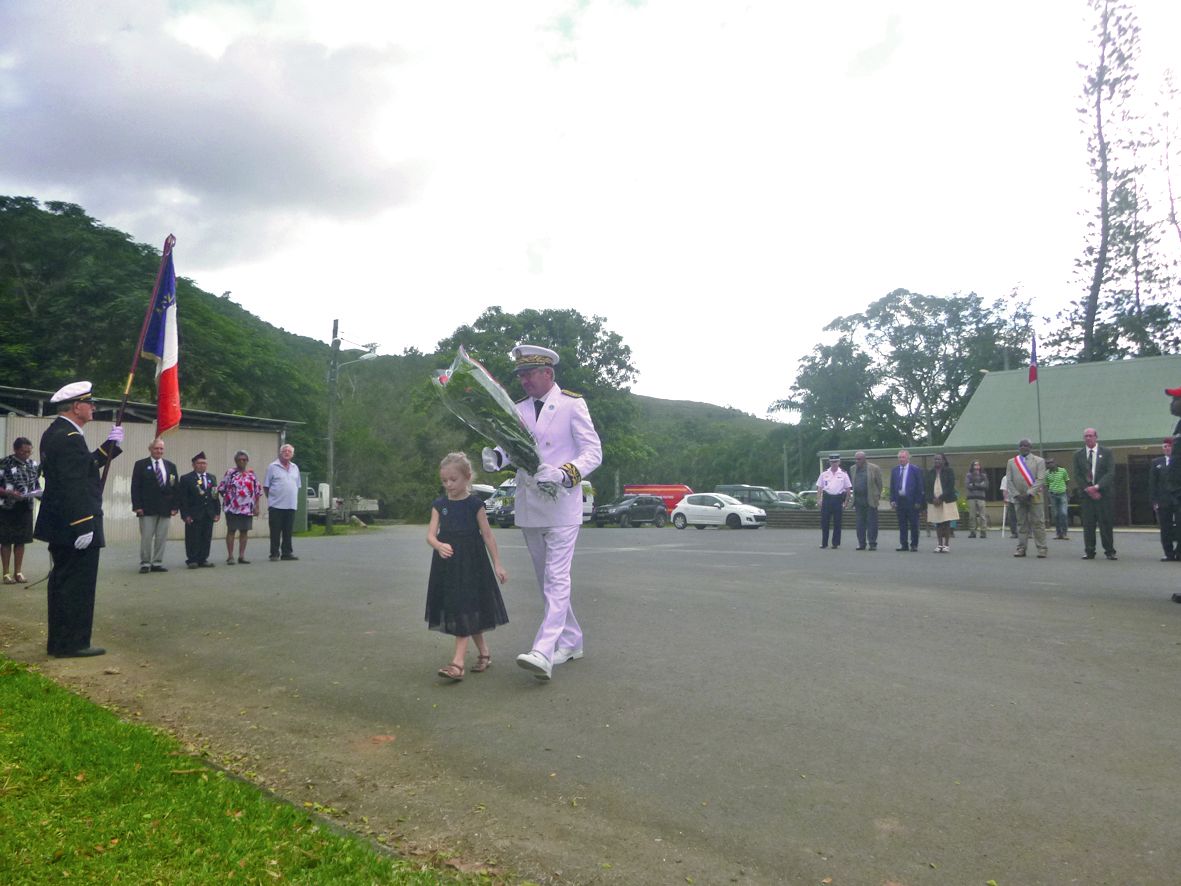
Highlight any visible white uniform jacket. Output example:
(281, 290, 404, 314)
(501, 386, 602, 528)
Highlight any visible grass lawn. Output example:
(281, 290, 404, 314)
(0, 658, 488, 885)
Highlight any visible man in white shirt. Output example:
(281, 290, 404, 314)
(264, 444, 301, 561)
(815, 454, 852, 549)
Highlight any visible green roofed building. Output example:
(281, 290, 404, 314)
(824, 355, 1181, 527)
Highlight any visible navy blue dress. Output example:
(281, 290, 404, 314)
(425, 494, 508, 636)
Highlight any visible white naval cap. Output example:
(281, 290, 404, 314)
(511, 344, 559, 374)
(49, 381, 94, 404)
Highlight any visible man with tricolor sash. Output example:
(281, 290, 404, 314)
(1005, 438, 1047, 558)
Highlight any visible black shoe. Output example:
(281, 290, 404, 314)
(856, 545, 866, 551)
(868, 544, 876, 551)
(139, 565, 150, 574)
(1162, 557, 1174, 562)
(198, 561, 215, 568)
(820, 545, 828, 549)
(1081, 553, 1095, 559)
(280, 554, 299, 561)
(53, 646, 106, 658)
(150, 565, 168, 573)
(187, 563, 198, 569)
(1172, 593, 1181, 604)
(832, 545, 839, 549)
(968, 532, 976, 538)
(269, 555, 280, 561)
(910, 546, 918, 552)
(1105, 553, 1118, 561)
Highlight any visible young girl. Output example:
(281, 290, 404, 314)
(426, 452, 509, 680)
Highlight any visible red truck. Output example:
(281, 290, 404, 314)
(622, 484, 693, 512)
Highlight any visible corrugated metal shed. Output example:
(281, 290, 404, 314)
(945, 354, 1181, 450)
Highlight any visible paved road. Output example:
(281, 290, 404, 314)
(4, 525, 1181, 884)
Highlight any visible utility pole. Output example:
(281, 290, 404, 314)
(326, 319, 341, 533)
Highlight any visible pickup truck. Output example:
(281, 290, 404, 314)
(306, 482, 379, 523)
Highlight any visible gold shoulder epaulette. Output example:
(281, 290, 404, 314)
(67, 432, 82, 437)
(561, 389, 583, 398)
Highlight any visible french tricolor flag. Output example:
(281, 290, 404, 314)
(142, 246, 182, 436)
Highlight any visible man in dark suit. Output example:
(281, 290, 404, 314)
(888, 448, 925, 552)
(1072, 427, 1116, 560)
(33, 381, 123, 658)
(1148, 439, 1177, 561)
(178, 451, 222, 568)
(1166, 387, 1181, 602)
(130, 437, 179, 573)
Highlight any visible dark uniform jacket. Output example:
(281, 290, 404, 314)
(131, 456, 179, 516)
(33, 416, 121, 548)
(178, 470, 222, 522)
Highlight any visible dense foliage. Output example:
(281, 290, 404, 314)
(1, 198, 797, 520)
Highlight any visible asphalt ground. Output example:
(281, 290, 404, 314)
(3, 523, 1181, 885)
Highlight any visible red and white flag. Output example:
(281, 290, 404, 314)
(142, 242, 182, 435)
(1028, 335, 1038, 384)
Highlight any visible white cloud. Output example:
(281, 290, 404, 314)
(2, 0, 1177, 419)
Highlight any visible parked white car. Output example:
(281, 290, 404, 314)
(671, 492, 766, 529)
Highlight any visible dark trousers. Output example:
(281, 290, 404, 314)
(184, 518, 214, 564)
(268, 508, 295, 557)
(896, 497, 920, 549)
(1080, 494, 1115, 556)
(46, 544, 100, 655)
(820, 494, 844, 547)
(1156, 499, 1179, 558)
(855, 500, 878, 548)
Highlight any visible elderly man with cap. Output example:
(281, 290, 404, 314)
(33, 382, 123, 658)
(815, 454, 852, 549)
(178, 451, 222, 568)
(482, 344, 602, 681)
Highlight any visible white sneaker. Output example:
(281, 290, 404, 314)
(515, 650, 552, 680)
(553, 647, 584, 666)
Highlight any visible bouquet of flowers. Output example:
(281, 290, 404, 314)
(433, 347, 557, 497)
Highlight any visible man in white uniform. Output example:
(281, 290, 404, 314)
(483, 344, 602, 680)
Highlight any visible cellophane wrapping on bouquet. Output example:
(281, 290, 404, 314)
(433, 347, 557, 497)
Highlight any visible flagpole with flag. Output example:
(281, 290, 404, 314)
(100, 235, 180, 490)
(1029, 333, 1044, 456)
(142, 241, 182, 436)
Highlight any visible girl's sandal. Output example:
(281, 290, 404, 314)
(1, 575, 14, 585)
(437, 663, 464, 681)
(472, 655, 492, 673)
(14, 573, 26, 583)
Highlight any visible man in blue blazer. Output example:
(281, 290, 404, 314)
(889, 449, 925, 551)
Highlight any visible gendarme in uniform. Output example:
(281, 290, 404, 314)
(483, 344, 602, 680)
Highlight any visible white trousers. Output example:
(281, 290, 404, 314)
(138, 515, 170, 566)
(520, 526, 582, 661)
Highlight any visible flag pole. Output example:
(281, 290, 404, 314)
(1035, 366, 1044, 459)
(100, 234, 176, 490)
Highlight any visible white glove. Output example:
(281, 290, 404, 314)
(481, 447, 502, 473)
(106, 426, 124, 444)
(534, 463, 564, 485)
(74, 531, 94, 550)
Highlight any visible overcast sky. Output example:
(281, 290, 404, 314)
(2, 1, 1178, 419)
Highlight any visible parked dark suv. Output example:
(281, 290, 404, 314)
(593, 494, 668, 528)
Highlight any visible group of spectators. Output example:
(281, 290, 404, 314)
(128, 438, 301, 570)
(813, 425, 1177, 566)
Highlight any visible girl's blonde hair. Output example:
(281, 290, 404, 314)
(439, 451, 473, 489)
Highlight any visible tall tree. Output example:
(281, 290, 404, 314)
(1054, 0, 1179, 360)
(783, 290, 1032, 447)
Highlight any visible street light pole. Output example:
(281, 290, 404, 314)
(326, 320, 341, 533)
(325, 322, 378, 534)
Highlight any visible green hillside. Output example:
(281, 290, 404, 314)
(0, 197, 803, 517)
